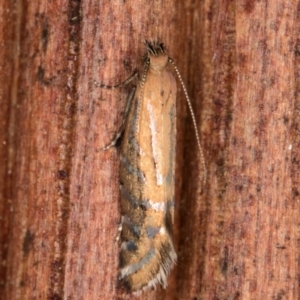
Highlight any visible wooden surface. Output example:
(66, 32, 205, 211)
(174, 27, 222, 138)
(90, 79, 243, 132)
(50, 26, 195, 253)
(0, 1, 299, 299)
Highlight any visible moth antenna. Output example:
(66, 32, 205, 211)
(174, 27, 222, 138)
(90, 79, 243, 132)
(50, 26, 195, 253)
(168, 58, 207, 186)
(135, 57, 150, 134)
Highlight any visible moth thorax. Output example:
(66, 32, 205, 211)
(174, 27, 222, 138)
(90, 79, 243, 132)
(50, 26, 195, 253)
(148, 54, 169, 74)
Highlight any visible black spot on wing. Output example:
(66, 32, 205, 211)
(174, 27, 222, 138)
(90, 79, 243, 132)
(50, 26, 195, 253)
(119, 252, 127, 269)
(164, 199, 175, 238)
(120, 277, 132, 293)
(125, 241, 138, 251)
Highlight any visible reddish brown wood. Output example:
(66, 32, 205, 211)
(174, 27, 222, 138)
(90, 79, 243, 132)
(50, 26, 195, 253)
(178, 1, 299, 299)
(1, 0, 299, 299)
(1, 0, 71, 299)
(0, 0, 18, 294)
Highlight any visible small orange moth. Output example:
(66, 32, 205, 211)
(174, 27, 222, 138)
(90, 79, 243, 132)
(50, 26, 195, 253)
(95, 41, 206, 293)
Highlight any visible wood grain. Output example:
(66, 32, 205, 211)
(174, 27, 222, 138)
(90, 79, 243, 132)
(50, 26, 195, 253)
(0, 1, 299, 299)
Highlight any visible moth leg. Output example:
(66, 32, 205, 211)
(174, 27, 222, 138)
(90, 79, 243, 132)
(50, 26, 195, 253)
(102, 86, 136, 150)
(93, 69, 138, 89)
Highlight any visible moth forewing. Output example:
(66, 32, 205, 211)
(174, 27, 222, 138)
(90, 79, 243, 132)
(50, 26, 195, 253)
(118, 43, 177, 293)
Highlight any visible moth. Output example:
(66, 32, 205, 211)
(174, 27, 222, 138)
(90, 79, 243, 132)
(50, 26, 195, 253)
(95, 41, 206, 293)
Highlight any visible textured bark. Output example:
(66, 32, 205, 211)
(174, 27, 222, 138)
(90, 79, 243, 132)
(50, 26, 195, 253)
(0, 0, 299, 300)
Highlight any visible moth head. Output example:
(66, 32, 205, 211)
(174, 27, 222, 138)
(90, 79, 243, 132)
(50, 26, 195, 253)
(144, 40, 169, 73)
